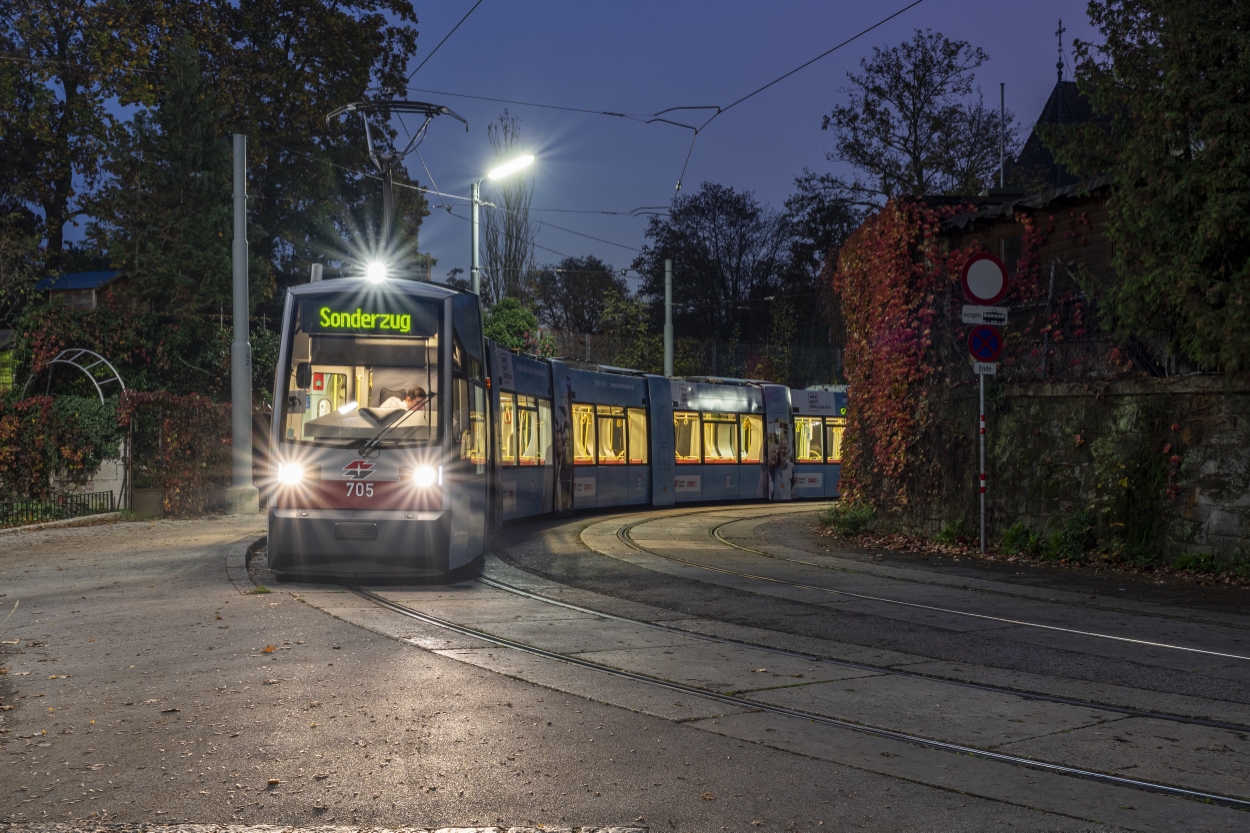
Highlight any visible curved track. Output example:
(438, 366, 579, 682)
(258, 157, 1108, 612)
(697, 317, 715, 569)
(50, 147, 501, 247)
(310, 503, 1250, 828)
(469, 572, 1248, 731)
(613, 514, 1250, 662)
(708, 514, 1250, 632)
(351, 583, 1250, 811)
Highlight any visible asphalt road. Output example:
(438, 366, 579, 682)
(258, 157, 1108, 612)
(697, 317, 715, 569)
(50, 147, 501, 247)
(2, 509, 1244, 831)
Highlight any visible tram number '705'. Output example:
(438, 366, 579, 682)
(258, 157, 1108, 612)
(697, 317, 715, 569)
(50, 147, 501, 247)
(345, 482, 374, 498)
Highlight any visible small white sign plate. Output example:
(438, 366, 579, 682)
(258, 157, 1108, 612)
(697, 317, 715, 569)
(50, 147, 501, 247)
(962, 305, 1009, 325)
(973, 362, 997, 376)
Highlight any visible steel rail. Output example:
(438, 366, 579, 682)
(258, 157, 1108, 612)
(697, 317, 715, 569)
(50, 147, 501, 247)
(351, 585, 1250, 812)
(616, 518, 1250, 663)
(474, 571, 1250, 733)
(706, 512, 1250, 633)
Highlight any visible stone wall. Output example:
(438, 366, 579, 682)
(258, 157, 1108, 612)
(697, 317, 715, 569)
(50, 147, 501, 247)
(907, 376, 1249, 561)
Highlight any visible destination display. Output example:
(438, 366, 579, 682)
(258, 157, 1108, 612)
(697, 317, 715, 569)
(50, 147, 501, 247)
(300, 295, 439, 337)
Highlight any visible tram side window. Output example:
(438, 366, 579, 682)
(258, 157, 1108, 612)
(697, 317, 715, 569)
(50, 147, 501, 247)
(500, 393, 517, 466)
(794, 416, 824, 463)
(597, 405, 626, 465)
(674, 411, 700, 464)
(469, 384, 487, 466)
(515, 395, 540, 466)
(825, 417, 846, 464)
(538, 398, 553, 465)
(453, 335, 486, 466)
(572, 403, 595, 465)
(740, 414, 763, 464)
(702, 412, 738, 464)
(627, 407, 648, 464)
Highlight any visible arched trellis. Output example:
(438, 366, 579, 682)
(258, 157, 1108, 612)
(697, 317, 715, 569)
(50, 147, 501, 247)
(20, 348, 126, 402)
(20, 348, 130, 511)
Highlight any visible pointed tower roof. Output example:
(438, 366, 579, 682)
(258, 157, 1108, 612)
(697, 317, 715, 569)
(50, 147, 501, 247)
(1009, 20, 1098, 192)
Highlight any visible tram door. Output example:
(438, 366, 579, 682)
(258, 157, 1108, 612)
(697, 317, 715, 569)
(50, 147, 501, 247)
(447, 294, 487, 568)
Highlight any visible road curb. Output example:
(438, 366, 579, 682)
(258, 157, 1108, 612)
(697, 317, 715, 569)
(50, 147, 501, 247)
(226, 537, 265, 593)
(0, 512, 123, 536)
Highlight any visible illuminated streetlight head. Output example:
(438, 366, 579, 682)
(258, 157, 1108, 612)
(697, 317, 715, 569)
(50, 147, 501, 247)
(487, 154, 535, 181)
(364, 261, 388, 283)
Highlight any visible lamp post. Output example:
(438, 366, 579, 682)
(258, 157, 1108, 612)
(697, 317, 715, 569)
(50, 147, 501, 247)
(470, 154, 535, 296)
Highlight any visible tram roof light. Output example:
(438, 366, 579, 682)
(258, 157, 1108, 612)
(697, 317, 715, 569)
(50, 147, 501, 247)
(487, 154, 534, 181)
(364, 261, 388, 283)
(338, 400, 359, 415)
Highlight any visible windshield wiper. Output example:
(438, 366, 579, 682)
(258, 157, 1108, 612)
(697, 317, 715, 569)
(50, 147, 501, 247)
(359, 394, 437, 458)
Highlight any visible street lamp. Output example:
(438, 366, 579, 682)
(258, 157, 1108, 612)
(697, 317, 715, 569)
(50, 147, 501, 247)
(471, 154, 535, 295)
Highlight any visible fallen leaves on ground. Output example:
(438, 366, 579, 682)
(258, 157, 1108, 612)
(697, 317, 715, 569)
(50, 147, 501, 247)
(261, 645, 276, 653)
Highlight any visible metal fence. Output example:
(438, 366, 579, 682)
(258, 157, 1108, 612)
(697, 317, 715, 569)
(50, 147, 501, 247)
(0, 490, 115, 528)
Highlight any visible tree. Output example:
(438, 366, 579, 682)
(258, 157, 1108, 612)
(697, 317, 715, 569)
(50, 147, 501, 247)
(0, 203, 42, 327)
(480, 111, 537, 306)
(85, 42, 249, 314)
(0, 0, 154, 266)
(1050, 0, 1250, 371)
(483, 297, 552, 354)
(599, 289, 661, 372)
(531, 255, 628, 333)
(632, 182, 791, 342)
(782, 171, 865, 376)
(205, 0, 425, 295)
(822, 29, 1018, 200)
(1, 0, 426, 291)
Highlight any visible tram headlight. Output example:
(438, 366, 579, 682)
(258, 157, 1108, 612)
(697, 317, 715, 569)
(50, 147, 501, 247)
(364, 261, 388, 283)
(277, 462, 306, 485)
(411, 465, 437, 488)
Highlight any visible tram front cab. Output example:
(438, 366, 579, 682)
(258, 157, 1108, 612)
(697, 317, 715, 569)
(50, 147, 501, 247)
(266, 279, 488, 578)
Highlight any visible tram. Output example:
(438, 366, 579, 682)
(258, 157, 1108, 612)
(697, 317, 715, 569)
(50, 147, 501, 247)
(266, 277, 847, 578)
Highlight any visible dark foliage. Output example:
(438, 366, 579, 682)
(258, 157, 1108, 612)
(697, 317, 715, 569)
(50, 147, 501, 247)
(822, 29, 1019, 200)
(1049, 0, 1250, 371)
(632, 182, 791, 343)
(532, 256, 628, 334)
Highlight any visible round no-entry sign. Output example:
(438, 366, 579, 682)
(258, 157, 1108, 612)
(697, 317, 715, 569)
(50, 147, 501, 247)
(967, 325, 1004, 362)
(961, 252, 1009, 305)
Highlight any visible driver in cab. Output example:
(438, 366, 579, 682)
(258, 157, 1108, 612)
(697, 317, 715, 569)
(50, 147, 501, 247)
(379, 386, 428, 411)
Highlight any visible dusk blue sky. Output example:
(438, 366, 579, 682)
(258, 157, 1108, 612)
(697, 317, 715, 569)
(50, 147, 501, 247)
(394, 0, 1102, 285)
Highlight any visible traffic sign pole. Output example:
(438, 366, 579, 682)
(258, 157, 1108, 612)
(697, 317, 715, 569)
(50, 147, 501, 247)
(979, 374, 986, 554)
(961, 253, 1008, 555)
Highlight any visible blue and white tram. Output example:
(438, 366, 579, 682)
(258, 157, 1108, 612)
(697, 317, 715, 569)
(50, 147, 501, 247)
(267, 279, 488, 577)
(266, 277, 847, 578)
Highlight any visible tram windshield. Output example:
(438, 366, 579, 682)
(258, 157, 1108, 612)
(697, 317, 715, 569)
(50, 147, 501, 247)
(278, 291, 441, 447)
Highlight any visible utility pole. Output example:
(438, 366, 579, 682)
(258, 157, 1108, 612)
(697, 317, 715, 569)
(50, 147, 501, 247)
(226, 134, 259, 515)
(471, 181, 481, 295)
(663, 258, 674, 377)
(999, 83, 1006, 189)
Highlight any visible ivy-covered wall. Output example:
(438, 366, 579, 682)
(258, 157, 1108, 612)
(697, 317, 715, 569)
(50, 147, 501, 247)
(916, 377, 1249, 562)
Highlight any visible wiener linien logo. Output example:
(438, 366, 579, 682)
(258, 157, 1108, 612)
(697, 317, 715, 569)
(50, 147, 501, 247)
(342, 460, 374, 479)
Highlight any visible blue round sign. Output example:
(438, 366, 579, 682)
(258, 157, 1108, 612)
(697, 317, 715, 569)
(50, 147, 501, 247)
(967, 325, 1004, 362)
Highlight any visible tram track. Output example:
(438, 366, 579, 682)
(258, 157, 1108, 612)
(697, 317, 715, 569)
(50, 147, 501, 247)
(472, 571, 1250, 733)
(348, 583, 1250, 812)
(612, 515, 1250, 663)
(707, 511, 1250, 633)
